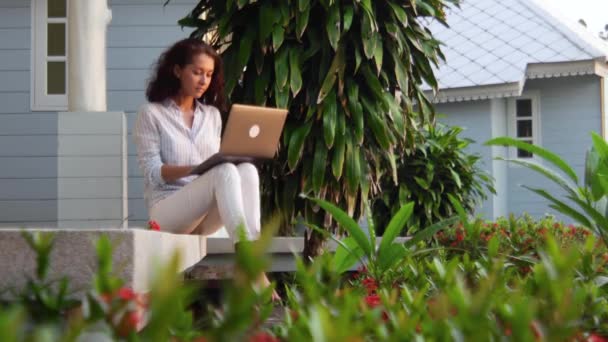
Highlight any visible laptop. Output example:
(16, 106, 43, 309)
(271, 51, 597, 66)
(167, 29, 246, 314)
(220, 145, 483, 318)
(190, 104, 288, 175)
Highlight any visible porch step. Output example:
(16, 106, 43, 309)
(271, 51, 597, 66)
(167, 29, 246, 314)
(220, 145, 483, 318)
(184, 236, 412, 280)
(185, 237, 304, 280)
(0, 229, 206, 294)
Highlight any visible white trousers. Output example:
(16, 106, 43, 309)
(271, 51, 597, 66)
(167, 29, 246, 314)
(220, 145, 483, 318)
(149, 162, 261, 243)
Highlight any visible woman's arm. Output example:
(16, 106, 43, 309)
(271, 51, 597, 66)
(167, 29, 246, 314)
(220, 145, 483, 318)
(160, 164, 195, 183)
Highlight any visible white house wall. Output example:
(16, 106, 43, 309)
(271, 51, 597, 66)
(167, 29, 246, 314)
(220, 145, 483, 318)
(0, 0, 197, 227)
(435, 100, 494, 219)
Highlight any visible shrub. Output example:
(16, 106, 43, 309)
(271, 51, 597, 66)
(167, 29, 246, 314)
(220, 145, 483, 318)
(372, 123, 494, 233)
(175, 0, 457, 251)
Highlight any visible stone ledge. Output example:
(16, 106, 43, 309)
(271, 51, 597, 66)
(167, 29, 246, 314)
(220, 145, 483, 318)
(0, 229, 206, 294)
(186, 236, 411, 280)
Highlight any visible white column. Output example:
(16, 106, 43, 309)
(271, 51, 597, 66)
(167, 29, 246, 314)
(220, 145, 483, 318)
(490, 98, 508, 219)
(67, 0, 112, 112)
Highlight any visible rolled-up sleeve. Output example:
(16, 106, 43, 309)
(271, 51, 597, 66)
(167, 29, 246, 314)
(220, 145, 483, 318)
(133, 105, 165, 187)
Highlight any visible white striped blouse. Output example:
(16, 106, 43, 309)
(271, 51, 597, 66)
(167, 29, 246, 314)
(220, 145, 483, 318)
(133, 99, 222, 210)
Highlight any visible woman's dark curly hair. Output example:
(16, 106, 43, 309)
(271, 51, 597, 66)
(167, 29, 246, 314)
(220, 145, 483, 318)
(146, 38, 227, 112)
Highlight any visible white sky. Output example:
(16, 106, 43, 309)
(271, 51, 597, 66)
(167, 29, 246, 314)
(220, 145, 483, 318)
(541, 0, 608, 34)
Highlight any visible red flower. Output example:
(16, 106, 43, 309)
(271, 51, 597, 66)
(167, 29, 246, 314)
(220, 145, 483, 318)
(362, 277, 378, 293)
(116, 310, 141, 337)
(365, 293, 381, 308)
(530, 320, 543, 341)
(249, 332, 279, 342)
(455, 231, 465, 242)
(148, 220, 161, 231)
(589, 333, 608, 342)
(117, 287, 137, 301)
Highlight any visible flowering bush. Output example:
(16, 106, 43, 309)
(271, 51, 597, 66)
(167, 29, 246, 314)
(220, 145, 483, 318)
(2, 213, 608, 340)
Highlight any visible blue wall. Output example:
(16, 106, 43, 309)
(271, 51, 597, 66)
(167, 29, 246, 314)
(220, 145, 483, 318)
(436, 100, 494, 219)
(0, 0, 58, 226)
(507, 75, 602, 219)
(0, 0, 196, 227)
(438, 75, 603, 221)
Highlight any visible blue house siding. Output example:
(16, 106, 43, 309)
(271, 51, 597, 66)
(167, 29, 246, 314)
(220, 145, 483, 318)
(0, 0, 196, 227)
(507, 75, 602, 219)
(436, 100, 494, 219)
(0, 0, 58, 226)
(107, 0, 198, 227)
(438, 75, 603, 221)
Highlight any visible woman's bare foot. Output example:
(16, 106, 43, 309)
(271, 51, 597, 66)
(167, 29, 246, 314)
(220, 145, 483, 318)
(257, 273, 281, 302)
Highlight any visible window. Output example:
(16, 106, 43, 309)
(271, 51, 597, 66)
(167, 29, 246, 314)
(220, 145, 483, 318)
(509, 92, 540, 159)
(32, 0, 68, 111)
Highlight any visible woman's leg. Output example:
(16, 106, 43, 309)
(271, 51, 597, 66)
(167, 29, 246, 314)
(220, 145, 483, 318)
(149, 163, 252, 241)
(193, 162, 261, 240)
(236, 163, 261, 239)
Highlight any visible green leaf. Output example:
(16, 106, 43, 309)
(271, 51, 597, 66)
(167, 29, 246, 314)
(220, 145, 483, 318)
(373, 39, 383, 74)
(354, 46, 362, 73)
(388, 1, 408, 26)
(322, 91, 337, 148)
(274, 47, 289, 88)
(332, 236, 365, 274)
(272, 25, 285, 51)
(317, 44, 344, 104)
(523, 186, 593, 228)
(378, 202, 414, 262)
(254, 68, 270, 105)
(450, 169, 462, 189)
(591, 131, 608, 157)
(448, 194, 468, 222)
(236, 0, 248, 9)
(296, 6, 310, 39)
(287, 120, 313, 170)
(274, 82, 289, 108)
(488, 235, 499, 258)
(289, 49, 303, 96)
(332, 129, 346, 180)
(361, 96, 391, 149)
(298, 0, 308, 12)
(499, 158, 579, 200)
(404, 216, 459, 248)
(306, 196, 372, 257)
(345, 139, 361, 195)
(362, 33, 377, 60)
(343, 5, 354, 31)
(346, 82, 364, 144)
(377, 243, 408, 272)
(486, 137, 579, 183)
(259, 3, 275, 42)
(312, 140, 328, 192)
(414, 176, 429, 190)
(326, 4, 341, 51)
(237, 28, 254, 72)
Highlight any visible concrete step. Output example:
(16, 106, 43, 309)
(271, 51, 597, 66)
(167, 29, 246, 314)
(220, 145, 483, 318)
(0, 228, 206, 294)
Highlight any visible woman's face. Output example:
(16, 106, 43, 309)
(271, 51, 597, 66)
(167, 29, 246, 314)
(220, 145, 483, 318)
(174, 52, 215, 99)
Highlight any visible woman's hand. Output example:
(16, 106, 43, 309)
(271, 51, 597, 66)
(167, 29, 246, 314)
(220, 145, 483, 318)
(160, 164, 196, 183)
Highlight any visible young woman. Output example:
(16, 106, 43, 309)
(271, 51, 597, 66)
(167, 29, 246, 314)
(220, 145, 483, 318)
(134, 38, 278, 299)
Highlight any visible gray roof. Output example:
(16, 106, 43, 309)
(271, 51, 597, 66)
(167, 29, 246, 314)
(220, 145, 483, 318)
(426, 0, 608, 92)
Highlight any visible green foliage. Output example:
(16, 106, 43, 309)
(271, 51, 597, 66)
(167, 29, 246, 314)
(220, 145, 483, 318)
(176, 0, 458, 235)
(486, 133, 608, 245)
(304, 195, 458, 277)
(2, 213, 608, 339)
(276, 229, 608, 341)
(372, 123, 495, 233)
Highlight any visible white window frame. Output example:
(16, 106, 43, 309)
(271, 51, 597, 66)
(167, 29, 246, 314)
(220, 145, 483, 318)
(31, 0, 68, 111)
(507, 91, 541, 160)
